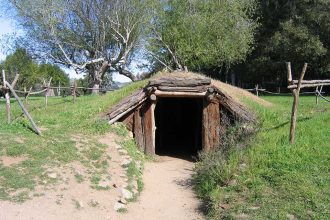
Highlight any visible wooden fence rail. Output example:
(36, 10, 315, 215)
(286, 62, 330, 144)
(0, 69, 113, 134)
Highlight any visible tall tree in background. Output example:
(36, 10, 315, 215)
(241, 0, 330, 86)
(9, 0, 150, 92)
(147, 0, 258, 79)
(0, 48, 69, 90)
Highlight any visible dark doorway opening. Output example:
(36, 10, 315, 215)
(155, 97, 203, 160)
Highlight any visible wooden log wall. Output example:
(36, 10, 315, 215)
(202, 98, 220, 150)
(134, 106, 144, 151)
(142, 101, 155, 155)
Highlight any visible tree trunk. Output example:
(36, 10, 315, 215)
(92, 83, 100, 94)
(90, 70, 102, 94)
(89, 61, 109, 94)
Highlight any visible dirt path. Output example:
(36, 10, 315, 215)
(0, 133, 204, 220)
(118, 156, 204, 220)
(0, 133, 128, 220)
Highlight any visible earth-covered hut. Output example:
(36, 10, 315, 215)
(107, 72, 257, 156)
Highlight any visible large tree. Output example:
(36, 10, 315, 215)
(9, 0, 150, 92)
(240, 0, 330, 86)
(147, 0, 258, 78)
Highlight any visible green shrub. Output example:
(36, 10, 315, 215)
(194, 123, 257, 216)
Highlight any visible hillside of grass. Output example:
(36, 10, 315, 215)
(0, 80, 145, 201)
(195, 96, 330, 219)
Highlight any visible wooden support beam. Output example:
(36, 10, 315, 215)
(207, 87, 214, 93)
(150, 94, 157, 101)
(206, 93, 215, 102)
(143, 102, 156, 155)
(154, 90, 206, 98)
(157, 86, 208, 93)
(148, 78, 211, 87)
(109, 98, 147, 124)
(134, 107, 144, 151)
(202, 98, 220, 150)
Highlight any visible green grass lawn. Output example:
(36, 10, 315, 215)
(0, 81, 145, 202)
(1, 80, 329, 219)
(195, 95, 330, 219)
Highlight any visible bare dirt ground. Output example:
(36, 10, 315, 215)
(0, 134, 204, 220)
(0, 133, 127, 220)
(118, 156, 205, 220)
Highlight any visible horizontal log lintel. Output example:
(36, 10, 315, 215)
(154, 90, 207, 98)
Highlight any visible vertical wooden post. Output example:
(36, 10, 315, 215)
(45, 87, 48, 108)
(72, 80, 77, 103)
(151, 102, 156, 152)
(58, 82, 61, 96)
(255, 84, 259, 97)
(315, 86, 319, 105)
(287, 62, 292, 83)
(2, 70, 11, 123)
(25, 87, 32, 102)
(202, 97, 220, 151)
(288, 63, 308, 144)
(143, 102, 156, 155)
(134, 107, 144, 151)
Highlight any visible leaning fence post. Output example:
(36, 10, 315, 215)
(2, 70, 11, 123)
(25, 87, 32, 102)
(5, 81, 41, 135)
(287, 62, 308, 144)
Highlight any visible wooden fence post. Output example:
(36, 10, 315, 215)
(44, 78, 52, 108)
(5, 81, 41, 135)
(72, 80, 77, 103)
(25, 87, 32, 102)
(58, 82, 61, 96)
(287, 62, 308, 144)
(315, 86, 319, 105)
(255, 84, 259, 97)
(2, 70, 11, 123)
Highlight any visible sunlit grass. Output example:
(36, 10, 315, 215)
(0, 80, 146, 201)
(195, 95, 330, 219)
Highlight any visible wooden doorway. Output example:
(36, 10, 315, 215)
(154, 97, 203, 159)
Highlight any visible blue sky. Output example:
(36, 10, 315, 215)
(0, 15, 131, 82)
(0, 17, 15, 60)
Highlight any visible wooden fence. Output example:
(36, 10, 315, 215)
(0, 70, 114, 135)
